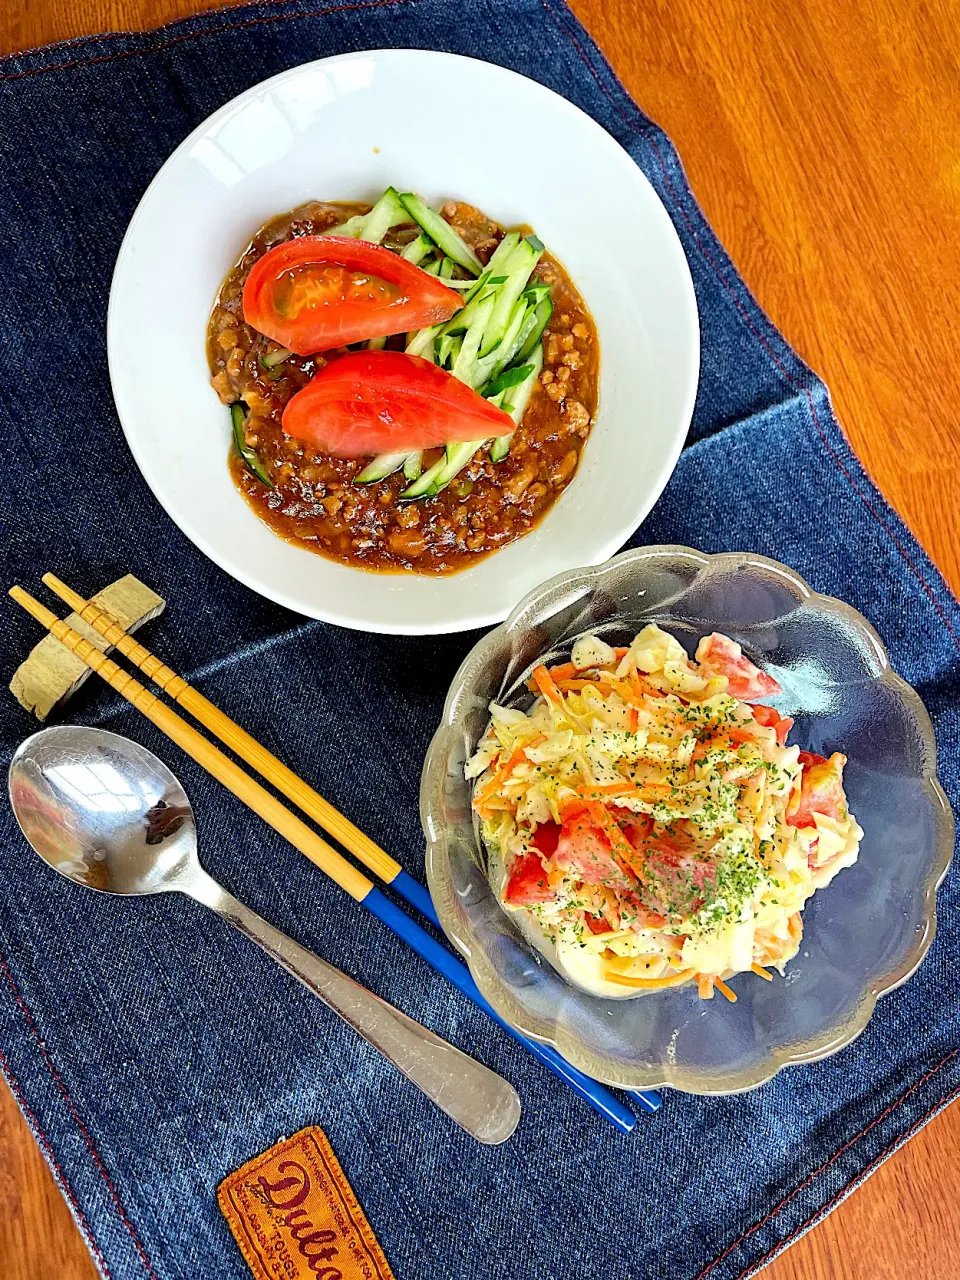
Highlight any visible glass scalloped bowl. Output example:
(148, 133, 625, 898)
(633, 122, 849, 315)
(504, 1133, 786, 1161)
(421, 546, 954, 1093)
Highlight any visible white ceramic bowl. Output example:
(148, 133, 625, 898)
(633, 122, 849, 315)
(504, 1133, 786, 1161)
(109, 50, 699, 634)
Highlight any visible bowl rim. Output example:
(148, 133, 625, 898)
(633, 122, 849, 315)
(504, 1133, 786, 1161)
(106, 48, 700, 635)
(421, 544, 955, 1093)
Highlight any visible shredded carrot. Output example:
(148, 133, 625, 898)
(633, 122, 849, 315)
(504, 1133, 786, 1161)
(588, 782, 635, 797)
(532, 664, 565, 707)
(545, 661, 577, 682)
(751, 963, 774, 981)
(697, 975, 715, 999)
(714, 977, 738, 1003)
(556, 676, 614, 693)
(628, 706, 640, 733)
(582, 796, 645, 878)
(604, 967, 695, 989)
(788, 912, 803, 942)
(472, 736, 545, 809)
(628, 669, 647, 700)
(613, 646, 629, 659)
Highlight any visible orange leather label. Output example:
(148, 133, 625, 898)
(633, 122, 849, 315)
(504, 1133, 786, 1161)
(218, 1126, 396, 1280)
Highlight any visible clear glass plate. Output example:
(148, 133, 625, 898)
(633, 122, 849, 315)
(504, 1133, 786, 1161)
(421, 546, 954, 1093)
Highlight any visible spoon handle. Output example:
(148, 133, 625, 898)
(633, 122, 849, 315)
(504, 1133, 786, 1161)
(184, 873, 520, 1144)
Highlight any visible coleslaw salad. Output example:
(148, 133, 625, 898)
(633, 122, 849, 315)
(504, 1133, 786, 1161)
(467, 625, 863, 1000)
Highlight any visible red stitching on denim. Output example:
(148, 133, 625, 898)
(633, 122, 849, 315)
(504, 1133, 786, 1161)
(0, 0, 408, 83)
(0, 951, 158, 1278)
(0, 1044, 113, 1279)
(728, 1077, 960, 1280)
(0, 0, 301, 68)
(542, 0, 960, 656)
(690, 1048, 958, 1279)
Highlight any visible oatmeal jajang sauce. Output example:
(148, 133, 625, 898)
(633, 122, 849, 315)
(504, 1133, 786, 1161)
(207, 200, 599, 575)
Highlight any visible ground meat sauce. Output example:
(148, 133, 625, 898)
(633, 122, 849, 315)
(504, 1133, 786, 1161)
(207, 200, 599, 574)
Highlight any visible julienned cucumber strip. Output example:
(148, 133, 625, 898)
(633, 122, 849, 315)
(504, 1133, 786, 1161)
(398, 193, 484, 276)
(403, 450, 423, 480)
(479, 237, 543, 356)
(358, 187, 407, 244)
(401, 232, 433, 264)
(230, 403, 274, 488)
(439, 256, 455, 278)
(365, 335, 387, 351)
(489, 342, 543, 462)
(483, 232, 520, 276)
(425, 439, 485, 493)
(437, 333, 460, 367)
(516, 296, 554, 362)
(356, 451, 409, 483)
(474, 297, 530, 387)
(324, 214, 365, 237)
(483, 361, 534, 399)
(452, 293, 496, 384)
(406, 327, 438, 358)
(260, 347, 291, 369)
(423, 259, 442, 276)
(400, 454, 447, 499)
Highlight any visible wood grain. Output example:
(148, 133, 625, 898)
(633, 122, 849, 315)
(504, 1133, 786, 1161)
(1, 2, 958, 1279)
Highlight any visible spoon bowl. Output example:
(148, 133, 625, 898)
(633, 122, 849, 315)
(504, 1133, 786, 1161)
(9, 725, 521, 1143)
(10, 726, 198, 895)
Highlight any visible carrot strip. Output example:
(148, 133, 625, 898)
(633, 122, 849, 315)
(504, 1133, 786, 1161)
(582, 796, 646, 879)
(628, 706, 640, 733)
(751, 963, 774, 981)
(697, 974, 715, 1000)
(714, 977, 738, 1003)
(604, 967, 695, 989)
(545, 661, 577, 682)
(472, 736, 545, 808)
(532, 664, 565, 708)
(788, 912, 803, 942)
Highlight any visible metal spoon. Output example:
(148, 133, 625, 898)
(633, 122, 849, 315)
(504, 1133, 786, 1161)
(8, 726, 520, 1144)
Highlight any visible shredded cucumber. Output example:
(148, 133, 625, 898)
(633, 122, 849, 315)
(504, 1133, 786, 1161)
(365, 334, 387, 351)
(401, 231, 433, 265)
(403, 450, 423, 480)
(358, 187, 407, 244)
(516, 296, 554, 362)
(480, 237, 543, 356)
(355, 451, 408, 483)
(398, 193, 484, 275)
(323, 214, 365, 237)
(400, 454, 447, 499)
(489, 342, 543, 462)
(230, 403, 274, 488)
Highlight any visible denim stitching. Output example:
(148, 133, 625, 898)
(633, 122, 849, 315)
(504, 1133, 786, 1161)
(691, 1048, 958, 1280)
(0, 0, 410, 84)
(0, 0, 310, 68)
(729, 1077, 960, 1280)
(541, 0, 960, 655)
(0, 6, 955, 1276)
(0, 1043, 113, 1279)
(0, 950, 159, 1278)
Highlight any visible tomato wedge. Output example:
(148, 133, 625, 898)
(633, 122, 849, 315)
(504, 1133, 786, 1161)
(242, 237, 462, 355)
(282, 350, 515, 457)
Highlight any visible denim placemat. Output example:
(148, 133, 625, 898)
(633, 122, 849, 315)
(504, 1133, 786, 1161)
(0, 3, 958, 1278)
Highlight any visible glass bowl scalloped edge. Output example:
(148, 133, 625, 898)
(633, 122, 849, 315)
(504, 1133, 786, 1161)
(421, 545, 955, 1094)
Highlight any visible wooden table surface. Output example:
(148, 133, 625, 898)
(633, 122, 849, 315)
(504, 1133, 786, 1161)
(1, 1, 958, 1277)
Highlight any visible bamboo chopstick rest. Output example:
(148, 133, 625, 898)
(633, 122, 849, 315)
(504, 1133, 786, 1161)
(10, 574, 164, 721)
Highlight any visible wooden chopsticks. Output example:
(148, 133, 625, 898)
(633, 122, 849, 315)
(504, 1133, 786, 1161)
(41, 573, 400, 882)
